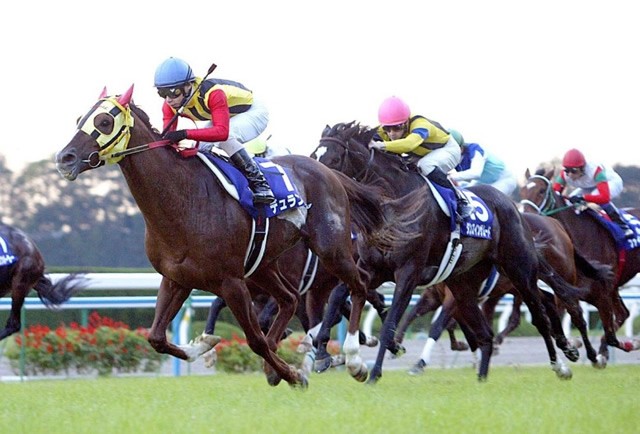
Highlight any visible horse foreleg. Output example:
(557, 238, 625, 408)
(148, 278, 216, 361)
(366, 277, 415, 385)
(313, 283, 349, 373)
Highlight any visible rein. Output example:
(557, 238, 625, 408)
(520, 174, 576, 216)
(318, 136, 374, 182)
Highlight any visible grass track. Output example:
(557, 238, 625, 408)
(1, 365, 639, 433)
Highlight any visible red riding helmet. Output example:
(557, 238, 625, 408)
(562, 148, 586, 168)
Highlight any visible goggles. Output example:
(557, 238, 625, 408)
(382, 124, 405, 133)
(157, 87, 185, 99)
(563, 167, 582, 174)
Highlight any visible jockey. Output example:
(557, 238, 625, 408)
(553, 148, 633, 237)
(447, 129, 517, 196)
(245, 136, 291, 159)
(368, 96, 472, 222)
(154, 57, 275, 204)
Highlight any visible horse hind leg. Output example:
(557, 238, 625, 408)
(0, 275, 38, 341)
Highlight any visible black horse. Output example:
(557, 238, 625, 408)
(0, 223, 86, 340)
(311, 122, 583, 383)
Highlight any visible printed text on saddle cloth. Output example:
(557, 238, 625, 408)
(460, 193, 493, 239)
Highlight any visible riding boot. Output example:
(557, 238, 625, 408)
(230, 148, 276, 205)
(427, 167, 473, 222)
(602, 203, 634, 237)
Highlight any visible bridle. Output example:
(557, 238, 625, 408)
(317, 136, 375, 182)
(520, 174, 574, 216)
(76, 95, 176, 167)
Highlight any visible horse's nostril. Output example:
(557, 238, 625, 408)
(60, 152, 77, 165)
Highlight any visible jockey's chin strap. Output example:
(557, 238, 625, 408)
(77, 96, 180, 164)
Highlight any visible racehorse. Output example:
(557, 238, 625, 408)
(311, 122, 583, 383)
(520, 167, 640, 364)
(0, 223, 86, 340)
(54, 88, 399, 388)
(397, 212, 613, 374)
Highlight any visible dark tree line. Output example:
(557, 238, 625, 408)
(0, 155, 639, 270)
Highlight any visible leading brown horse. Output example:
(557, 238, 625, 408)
(54, 87, 397, 388)
(520, 167, 640, 364)
(0, 223, 86, 340)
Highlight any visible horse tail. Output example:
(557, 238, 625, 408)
(34, 273, 87, 308)
(573, 250, 615, 284)
(535, 252, 590, 300)
(332, 170, 387, 235)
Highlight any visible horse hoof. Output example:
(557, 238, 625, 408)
(407, 359, 426, 376)
(331, 354, 346, 367)
(365, 336, 379, 347)
(477, 374, 488, 382)
(203, 348, 217, 369)
(552, 363, 573, 380)
(451, 342, 469, 352)
(563, 346, 580, 362)
(314, 357, 332, 374)
(390, 344, 406, 359)
(197, 333, 222, 348)
(366, 374, 380, 385)
(348, 363, 368, 382)
(290, 369, 309, 390)
(593, 354, 608, 369)
(266, 372, 283, 387)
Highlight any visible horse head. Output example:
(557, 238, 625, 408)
(519, 167, 557, 214)
(56, 84, 142, 180)
(312, 122, 421, 197)
(311, 121, 375, 177)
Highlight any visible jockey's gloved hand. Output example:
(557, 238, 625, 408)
(163, 130, 188, 143)
(569, 195, 585, 204)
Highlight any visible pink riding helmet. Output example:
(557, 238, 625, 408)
(378, 96, 411, 126)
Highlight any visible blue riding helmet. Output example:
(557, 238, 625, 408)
(449, 129, 465, 147)
(154, 57, 196, 88)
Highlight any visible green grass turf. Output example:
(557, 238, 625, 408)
(1, 365, 638, 434)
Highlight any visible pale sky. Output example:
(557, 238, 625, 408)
(2, 0, 639, 183)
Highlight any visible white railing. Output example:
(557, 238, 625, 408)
(2, 273, 639, 338)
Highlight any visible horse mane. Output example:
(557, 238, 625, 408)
(130, 102, 162, 137)
(322, 121, 417, 190)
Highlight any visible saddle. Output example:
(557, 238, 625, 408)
(582, 206, 639, 250)
(197, 152, 308, 277)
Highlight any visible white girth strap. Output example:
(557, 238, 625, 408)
(243, 217, 270, 278)
(424, 231, 463, 287)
